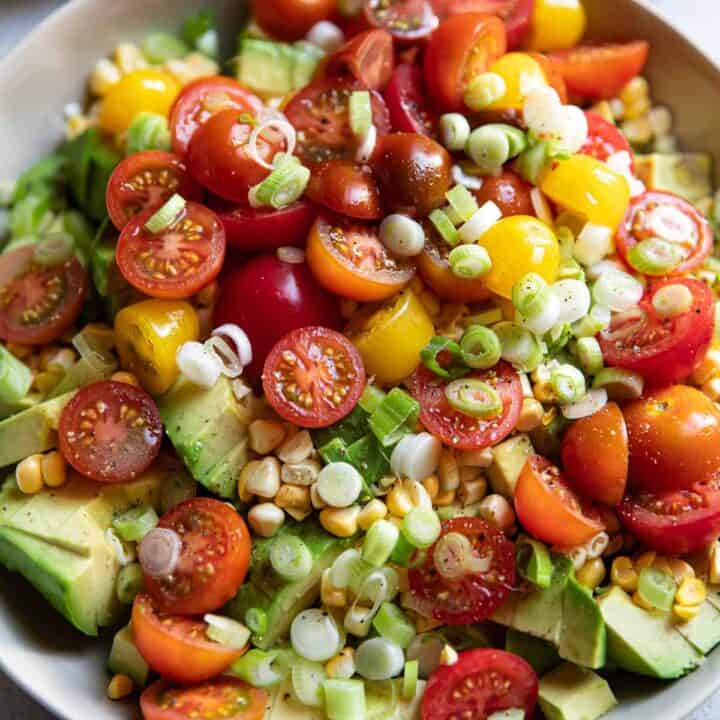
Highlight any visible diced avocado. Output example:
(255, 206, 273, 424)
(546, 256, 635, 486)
(506, 629, 560, 675)
(108, 623, 149, 687)
(202, 438, 249, 499)
(487, 434, 533, 498)
(674, 599, 720, 655)
(559, 577, 606, 669)
(227, 521, 350, 649)
(635, 153, 713, 205)
(538, 663, 617, 720)
(597, 586, 703, 679)
(529, 414, 569, 462)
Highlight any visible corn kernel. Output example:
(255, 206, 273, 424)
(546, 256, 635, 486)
(310, 483, 327, 510)
(621, 117, 653, 146)
(276, 430, 314, 464)
(609, 98, 625, 120)
(245, 457, 281, 498)
(668, 558, 695, 586)
(676, 577, 707, 607)
(275, 483, 311, 512)
(66, 114, 92, 139)
(533, 380, 556, 404)
(321, 569, 347, 608)
(632, 590, 654, 610)
(325, 647, 355, 679)
(41, 451, 67, 489)
(435, 489, 456, 507)
(459, 478, 487, 507)
(422, 475, 440, 502)
(90, 58, 121, 96)
(516, 398, 544, 432)
(478, 494, 515, 531)
(358, 499, 388, 531)
(16, 455, 45, 495)
(623, 98, 651, 121)
(164, 53, 219, 86)
(387, 482, 415, 518)
(673, 603, 702, 622)
(281, 459, 321, 487)
(320, 505, 360, 537)
(285, 506, 313, 522)
(577, 558, 606, 590)
(248, 420, 286, 455)
(248, 503, 285, 538)
(107, 674, 134, 701)
(344, 605, 373, 637)
(438, 449, 459, 491)
(457, 448, 493, 468)
(111, 371, 140, 387)
(652, 556, 673, 576)
(647, 106, 672, 137)
(619, 77, 650, 106)
(43, 347, 76, 373)
(114, 43, 147, 75)
(635, 551, 657, 571)
(611, 556, 639, 592)
(238, 461, 259, 502)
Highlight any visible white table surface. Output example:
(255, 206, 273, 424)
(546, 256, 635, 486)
(0, 0, 718, 718)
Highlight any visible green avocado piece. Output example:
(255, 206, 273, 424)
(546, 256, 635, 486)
(202, 438, 249, 499)
(597, 586, 703, 679)
(506, 629, 560, 675)
(674, 600, 720, 655)
(487, 434, 534, 499)
(635, 153, 713, 205)
(559, 577, 606, 669)
(108, 623, 149, 687)
(538, 662, 617, 720)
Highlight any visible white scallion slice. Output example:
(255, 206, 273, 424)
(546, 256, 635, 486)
(561, 388, 608, 420)
(593, 269, 644, 312)
(551, 279, 591, 324)
(176, 341, 223, 388)
(356, 638, 405, 681)
(291, 609, 343, 662)
(139, 528, 182, 578)
(458, 201, 502, 244)
(204, 615, 251, 650)
(212, 324, 253, 369)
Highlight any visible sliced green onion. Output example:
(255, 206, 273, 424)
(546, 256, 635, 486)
(373, 603, 416, 649)
(627, 237, 684, 276)
(544, 322, 572, 356)
(389, 532, 417, 568)
(592, 367, 644, 400)
(638, 567, 677, 612)
(466, 125, 511, 173)
(494, 322, 544, 372)
(516, 141, 552, 185)
(449, 244, 492, 279)
(205, 614, 251, 650)
(446, 185, 479, 222)
(116, 563, 143, 604)
(251, 161, 310, 209)
(351, 565, 399, 603)
(652, 283, 693, 318)
(10, 190, 53, 237)
(0, 344, 33, 403)
(270, 535, 313, 581)
(576, 337, 604, 376)
(465, 308, 504, 327)
(572, 304, 611, 338)
(516, 538, 553, 589)
(444, 205, 463, 226)
(363, 520, 400, 567)
(593, 269, 644, 313)
(464, 72, 507, 111)
(319, 437, 349, 465)
(291, 659, 326, 707)
(379, 214, 426, 257)
(403, 660, 419, 700)
(497, 125, 528, 158)
(145, 193, 186, 233)
(291, 609, 342, 662)
(420, 336, 471, 380)
(323, 679, 366, 720)
(402, 508, 442, 549)
(232, 648, 294, 688)
(330, 548, 363, 589)
(360, 384, 387, 414)
(350, 90, 373, 136)
(429, 208, 460, 246)
(439, 113, 471, 151)
(245, 607, 268, 637)
(181, 10, 218, 57)
(368, 388, 420, 446)
(550, 364, 586, 404)
(512, 273, 548, 317)
(356, 638, 405, 681)
(141, 32, 189, 63)
(33, 232, 75, 266)
(112, 505, 159, 543)
(558, 257, 585, 281)
(460, 325, 502, 370)
(196, 29, 219, 58)
(445, 378, 503, 419)
(126, 112, 172, 155)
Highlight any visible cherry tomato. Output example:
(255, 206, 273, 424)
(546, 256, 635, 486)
(306, 160, 383, 219)
(263, 326, 366, 428)
(169, 77, 263, 157)
(141, 678, 267, 720)
(618, 472, 720, 556)
(364, 0, 439, 42)
(422, 648, 538, 720)
(580, 111, 634, 167)
(531, 51, 569, 104)
(132, 594, 245, 684)
(561, 402, 628, 506)
(58, 380, 162, 483)
(409, 517, 515, 624)
(525, 0, 586, 52)
(144, 498, 251, 615)
(548, 42, 650, 100)
(214, 253, 341, 383)
(0, 246, 87, 345)
(325, 29, 395, 90)
(384, 64, 436, 135)
(424, 13, 507, 112)
(474, 169, 534, 217)
(408, 361, 522, 450)
(285, 79, 391, 166)
(186, 109, 280, 204)
(616, 191, 713, 277)
(371, 133, 452, 217)
(515, 455, 605, 546)
(117, 201, 226, 300)
(599, 278, 714, 388)
(306, 214, 415, 302)
(252, 0, 336, 40)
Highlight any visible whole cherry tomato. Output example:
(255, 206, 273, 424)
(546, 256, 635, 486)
(474, 169, 535, 217)
(252, 0, 337, 41)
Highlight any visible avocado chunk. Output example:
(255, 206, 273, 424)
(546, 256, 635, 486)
(597, 586, 703, 678)
(559, 577, 606, 669)
(538, 663, 617, 720)
(506, 629, 560, 675)
(108, 623, 149, 687)
(674, 599, 720, 655)
(487, 434, 533, 498)
(635, 153, 713, 205)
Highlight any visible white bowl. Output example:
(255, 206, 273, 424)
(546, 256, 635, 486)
(1, 1, 720, 718)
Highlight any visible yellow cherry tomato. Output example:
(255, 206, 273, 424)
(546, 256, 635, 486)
(114, 299, 199, 396)
(487, 53, 549, 111)
(347, 289, 434, 385)
(100, 69, 180, 135)
(539, 154, 631, 231)
(478, 216, 560, 299)
(524, 0, 587, 52)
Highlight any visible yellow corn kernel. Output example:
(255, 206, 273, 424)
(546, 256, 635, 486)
(457, 448, 493, 468)
(320, 506, 360, 538)
(16, 455, 45, 495)
(325, 648, 355, 679)
(41, 451, 68, 489)
(516, 398, 544, 432)
(238, 461, 260, 503)
(673, 603, 702, 622)
(422, 475, 440, 502)
(419, 290, 441, 317)
(276, 430, 314, 465)
(635, 551, 657, 571)
(248, 419, 287, 455)
(577, 558, 607, 590)
(702, 377, 720, 403)
(621, 117, 653, 146)
(459, 478, 487, 507)
(275, 483, 311, 513)
(619, 77, 650, 107)
(41, 346, 72, 372)
(387, 484, 414, 518)
(438, 449, 459, 491)
(623, 98, 651, 121)
(111, 371, 140, 387)
(652, 556, 673, 577)
(667, 558, 696, 586)
(611, 556, 639, 592)
(310, 483, 327, 510)
(358, 499, 388, 531)
(478, 493, 515, 531)
(321, 569, 347, 608)
(195, 282, 219, 308)
(247, 503, 285, 538)
(533, 381, 556, 404)
(285, 506, 312, 522)
(676, 577, 707, 607)
(435, 489, 457, 507)
(107, 674, 134, 701)
(114, 43, 147, 75)
(90, 58, 121, 96)
(66, 114, 92, 139)
(245, 458, 281, 499)
(692, 343, 720, 385)
(410, 611, 444, 634)
(632, 590, 654, 611)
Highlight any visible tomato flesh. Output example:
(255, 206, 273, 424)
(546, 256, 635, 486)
(305, 160, 383, 220)
(325, 29, 395, 90)
(58, 381, 162, 484)
(473, 169, 534, 217)
(364, 0, 439, 42)
(580, 111, 634, 166)
(384, 64, 436, 135)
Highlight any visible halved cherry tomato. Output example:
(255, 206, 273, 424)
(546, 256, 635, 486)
(117, 201, 226, 299)
(285, 79, 391, 166)
(384, 64, 436, 135)
(144, 498, 251, 615)
(623, 385, 720, 494)
(169, 77, 263, 157)
(306, 160, 383, 219)
(141, 678, 267, 720)
(424, 13, 507, 112)
(561, 402, 628, 506)
(580, 111, 634, 167)
(252, 0, 337, 41)
(0, 246, 87, 345)
(132, 594, 246, 684)
(371, 133, 452, 217)
(422, 648, 538, 720)
(325, 29, 395, 90)
(106, 151, 203, 231)
(408, 361, 522, 450)
(307, 214, 415, 301)
(616, 191, 713, 276)
(618, 471, 720, 556)
(58, 380, 162, 483)
(474, 169, 534, 217)
(263, 326, 366, 428)
(548, 42, 650, 100)
(364, 0, 439, 42)
(515, 455, 605, 546)
(530, 51, 569, 103)
(599, 277, 714, 387)
(409, 517, 515, 624)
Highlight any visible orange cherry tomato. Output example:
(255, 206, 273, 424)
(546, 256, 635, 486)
(325, 29, 395, 90)
(515, 455, 605, 546)
(305, 160, 383, 220)
(251, 0, 337, 41)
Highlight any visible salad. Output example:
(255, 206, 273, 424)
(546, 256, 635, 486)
(1, 1, 720, 719)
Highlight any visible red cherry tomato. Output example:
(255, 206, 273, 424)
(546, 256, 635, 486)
(251, 0, 337, 41)
(263, 326, 366, 428)
(214, 253, 341, 383)
(580, 111, 634, 167)
(422, 648, 538, 720)
(58, 381, 162, 483)
(144, 498, 251, 615)
(284, 79, 391, 166)
(106, 151, 203, 231)
(408, 361, 522, 451)
(424, 13, 507, 112)
(409, 517, 515, 625)
(325, 29, 395, 90)
(548, 42, 650, 100)
(616, 191, 713, 277)
(169, 77, 263, 157)
(0, 246, 87, 345)
(598, 277, 714, 387)
(117, 201, 226, 299)
(474, 169, 534, 216)
(364, 0, 439, 42)
(306, 160, 383, 219)
(384, 64, 436, 135)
